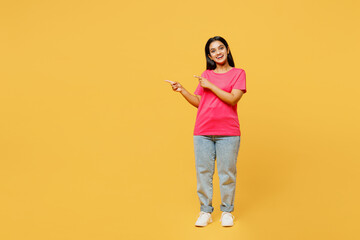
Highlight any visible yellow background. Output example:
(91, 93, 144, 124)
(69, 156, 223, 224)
(1, 0, 359, 239)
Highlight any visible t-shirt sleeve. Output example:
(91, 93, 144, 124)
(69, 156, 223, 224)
(232, 69, 247, 93)
(194, 70, 206, 95)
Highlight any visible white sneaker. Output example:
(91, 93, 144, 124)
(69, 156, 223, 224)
(220, 212, 234, 227)
(195, 211, 212, 227)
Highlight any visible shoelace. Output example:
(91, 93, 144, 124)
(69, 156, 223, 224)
(199, 212, 210, 217)
(221, 213, 234, 221)
(198, 212, 212, 221)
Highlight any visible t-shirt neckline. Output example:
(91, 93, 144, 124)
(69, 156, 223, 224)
(211, 67, 235, 74)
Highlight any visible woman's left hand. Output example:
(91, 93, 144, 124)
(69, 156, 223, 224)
(194, 75, 213, 89)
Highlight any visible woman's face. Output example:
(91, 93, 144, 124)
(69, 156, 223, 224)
(208, 40, 229, 65)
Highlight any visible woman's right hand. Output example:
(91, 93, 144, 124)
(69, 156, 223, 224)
(165, 80, 182, 92)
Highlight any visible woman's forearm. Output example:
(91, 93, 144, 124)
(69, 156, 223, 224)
(180, 88, 200, 108)
(208, 84, 236, 106)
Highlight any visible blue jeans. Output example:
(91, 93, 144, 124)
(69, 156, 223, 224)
(193, 135, 240, 213)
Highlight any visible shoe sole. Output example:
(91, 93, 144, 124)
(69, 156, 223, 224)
(222, 224, 234, 227)
(195, 219, 212, 227)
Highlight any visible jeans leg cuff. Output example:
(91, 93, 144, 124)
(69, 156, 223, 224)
(201, 205, 214, 213)
(220, 205, 234, 212)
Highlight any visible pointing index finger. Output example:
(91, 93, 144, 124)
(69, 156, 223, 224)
(164, 80, 175, 84)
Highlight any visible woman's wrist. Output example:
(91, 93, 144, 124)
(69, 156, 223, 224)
(180, 87, 188, 95)
(208, 83, 216, 91)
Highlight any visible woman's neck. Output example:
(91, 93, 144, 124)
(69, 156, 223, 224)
(214, 64, 233, 73)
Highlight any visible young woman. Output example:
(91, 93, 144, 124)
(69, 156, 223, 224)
(165, 36, 247, 227)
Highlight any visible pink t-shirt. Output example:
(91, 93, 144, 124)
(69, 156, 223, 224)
(193, 67, 247, 136)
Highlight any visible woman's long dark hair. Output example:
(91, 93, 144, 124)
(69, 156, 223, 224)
(205, 36, 235, 70)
